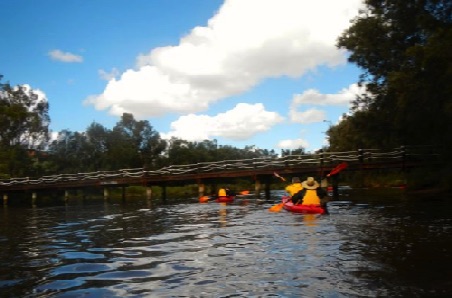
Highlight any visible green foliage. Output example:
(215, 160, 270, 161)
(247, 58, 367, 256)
(0, 75, 50, 177)
(48, 130, 92, 173)
(42, 114, 279, 175)
(0, 76, 50, 148)
(325, 0, 452, 188)
(163, 138, 277, 167)
(107, 113, 167, 169)
(331, 0, 451, 170)
(47, 114, 168, 172)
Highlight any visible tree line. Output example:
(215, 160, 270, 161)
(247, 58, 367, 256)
(0, 79, 278, 179)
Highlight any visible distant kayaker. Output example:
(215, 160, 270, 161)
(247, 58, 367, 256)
(285, 177, 303, 203)
(218, 187, 227, 197)
(292, 177, 327, 205)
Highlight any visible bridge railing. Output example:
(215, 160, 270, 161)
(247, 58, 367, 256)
(0, 146, 439, 187)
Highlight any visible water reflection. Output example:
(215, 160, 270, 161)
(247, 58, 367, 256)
(218, 202, 227, 228)
(0, 192, 451, 297)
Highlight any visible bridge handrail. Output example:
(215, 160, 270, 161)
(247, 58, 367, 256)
(0, 146, 436, 187)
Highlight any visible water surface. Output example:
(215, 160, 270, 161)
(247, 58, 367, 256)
(0, 191, 451, 297)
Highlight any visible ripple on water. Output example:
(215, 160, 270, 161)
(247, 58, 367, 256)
(60, 251, 105, 260)
(35, 279, 85, 292)
(50, 263, 116, 277)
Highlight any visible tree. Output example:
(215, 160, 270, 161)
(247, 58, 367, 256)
(0, 76, 50, 148)
(334, 0, 452, 152)
(0, 75, 50, 177)
(47, 130, 92, 173)
(105, 113, 167, 170)
(333, 0, 452, 188)
(85, 122, 109, 170)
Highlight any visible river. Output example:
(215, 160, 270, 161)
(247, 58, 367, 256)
(0, 189, 451, 297)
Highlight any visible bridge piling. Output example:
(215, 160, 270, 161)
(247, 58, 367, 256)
(146, 187, 152, 200)
(254, 179, 261, 198)
(103, 188, 109, 200)
(264, 181, 270, 200)
(198, 183, 205, 198)
(32, 192, 37, 205)
(162, 185, 167, 202)
(3, 194, 7, 205)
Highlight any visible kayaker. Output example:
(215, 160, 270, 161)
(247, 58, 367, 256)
(285, 177, 303, 204)
(218, 187, 227, 197)
(293, 177, 327, 205)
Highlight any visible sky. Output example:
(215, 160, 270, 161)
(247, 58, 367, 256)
(1, 0, 367, 154)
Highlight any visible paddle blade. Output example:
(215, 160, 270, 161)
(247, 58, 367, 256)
(199, 196, 209, 203)
(240, 190, 250, 195)
(269, 202, 284, 212)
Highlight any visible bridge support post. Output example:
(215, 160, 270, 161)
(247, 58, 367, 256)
(146, 187, 152, 200)
(358, 149, 365, 188)
(161, 185, 167, 202)
(3, 194, 8, 205)
(64, 190, 69, 201)
(264, 181, 270, 200)
(331, 174, 339, 200)
(103, 188, 109, 200)
(32, 192, 37, 205)
(198, 183, 205, 198)
(254, 179, 261, 198)
(122, 186, 126, 201)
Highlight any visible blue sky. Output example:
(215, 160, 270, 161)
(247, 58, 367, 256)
(1, 0, 366, 154)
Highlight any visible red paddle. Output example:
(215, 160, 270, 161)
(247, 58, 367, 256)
(269, 172, 287, 212)
(327, 162, 348, 177)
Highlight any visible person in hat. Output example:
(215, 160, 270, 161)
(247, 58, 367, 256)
(298, 177, 327, 205)
(285, 177, 303, 204)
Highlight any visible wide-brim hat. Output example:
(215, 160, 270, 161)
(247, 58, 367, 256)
(302, 177, 319, 189)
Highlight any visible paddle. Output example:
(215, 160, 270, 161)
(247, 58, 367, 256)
(269, 197, 288, 212)
(326, 162, 348, 177)
(273, 171, 286, 181)
(269, 172, 287, 212)
(322, 162, 348, 214)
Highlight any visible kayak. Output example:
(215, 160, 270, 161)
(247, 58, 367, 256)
(215, 196, 235, 203)
(281, 196, 325, 214)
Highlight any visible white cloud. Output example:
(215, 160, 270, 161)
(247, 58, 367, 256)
(85, 0, 364, 117)
(161, 103, 284, 141)
(289, 107, 326, 124)
(291, 83, 365, 106)
(48, 49, 83, 63)
(289, 83, 365, 123)
(277, 138, 309, 150)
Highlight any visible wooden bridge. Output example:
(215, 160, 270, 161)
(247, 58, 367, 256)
(0, 146, 438, 204)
